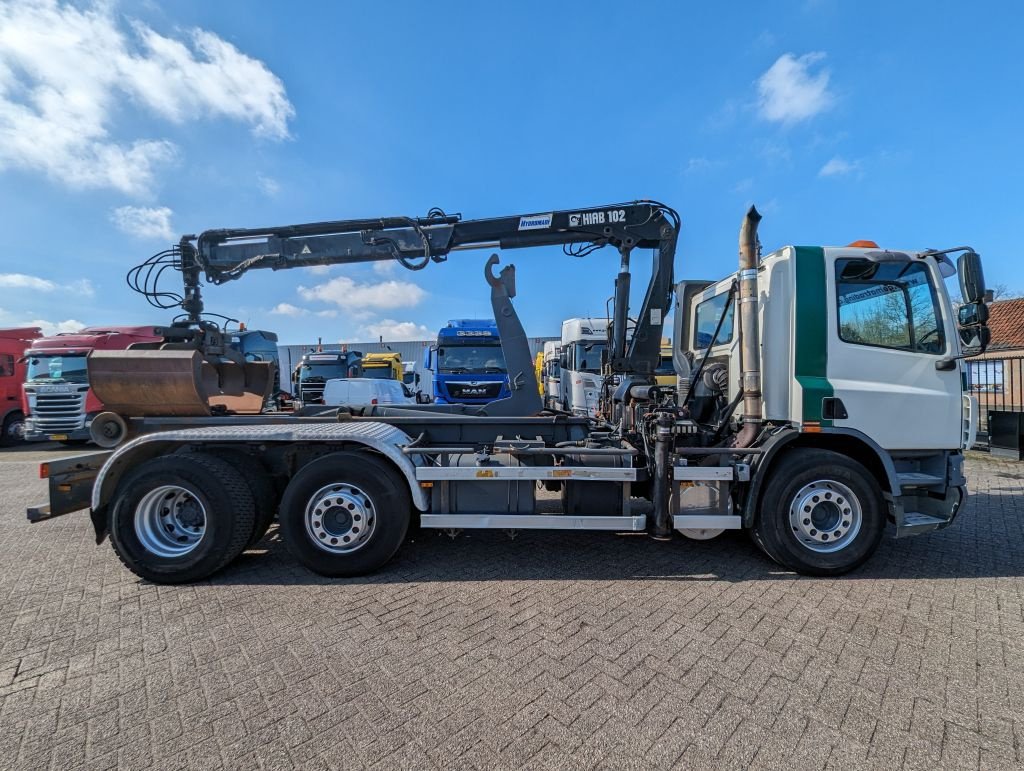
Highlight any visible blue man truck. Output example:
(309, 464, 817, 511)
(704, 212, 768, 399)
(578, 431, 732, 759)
(423, 319, 510, 405)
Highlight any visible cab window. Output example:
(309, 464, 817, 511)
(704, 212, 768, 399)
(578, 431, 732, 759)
(692, 293, 734, 349)
(836, 259, 945, 353)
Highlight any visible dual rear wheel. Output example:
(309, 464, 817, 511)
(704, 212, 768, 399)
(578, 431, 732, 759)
(108, 450, 410, 584)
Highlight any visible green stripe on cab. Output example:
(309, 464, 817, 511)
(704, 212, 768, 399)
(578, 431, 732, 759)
(793, 246, 834, 426)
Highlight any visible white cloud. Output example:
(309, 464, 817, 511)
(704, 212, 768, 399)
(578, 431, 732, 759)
(66, 279, 95, 298)
(257, 174, 280, 196)
(684, 157, 718, 175)
(0, 273, 57, 292)
(757, 52, 834, 125)
(818, 156, 860, 177)
(372, 261, 397, 276)
(110, 205, 174, 239)
(298, 276, 426, 311)
(0, 272, 94, 297)
(269, 303, 339, 320)
(0, 0, 294, 195)
(304, 265, 333, 276)
(270, 302, 308, 317)
(0, 307, 83, 336)
(359, 319, 432, 342)
(26, 317, 84, 336)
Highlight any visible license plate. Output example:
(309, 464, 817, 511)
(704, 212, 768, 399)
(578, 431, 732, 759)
(48, 434, 68, 441)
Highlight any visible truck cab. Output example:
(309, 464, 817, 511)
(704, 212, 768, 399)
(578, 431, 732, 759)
(542, 340, 562, 411)
(23, 326, 163, 443)
(424, 319, 510, 405)
(291, 350, 363, 408)
(673, 241, 981, 540)
(0, 327, 41, 445)
(559, 317, 609, 418)
(361, 352, 403, 381)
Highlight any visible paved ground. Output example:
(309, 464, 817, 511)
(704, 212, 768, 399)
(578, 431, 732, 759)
(0, 446, 1022, 770)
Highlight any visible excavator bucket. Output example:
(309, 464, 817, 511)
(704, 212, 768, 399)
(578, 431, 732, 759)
(88, 349, 273, 417)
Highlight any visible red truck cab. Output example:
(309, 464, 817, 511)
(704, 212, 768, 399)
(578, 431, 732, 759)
(22, 326, 162, 444)
(0, 327, 42, 445)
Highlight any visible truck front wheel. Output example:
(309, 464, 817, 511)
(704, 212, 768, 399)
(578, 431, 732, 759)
(108, 453, 256, 583)
(752, 448, 885, 576)
(279, 452, 410, 577)
(1, 411, 24, 445)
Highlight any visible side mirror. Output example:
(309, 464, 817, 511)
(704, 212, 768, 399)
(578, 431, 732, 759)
(414, 373, 420, 384)
(559, 353, 567, 369)
(959, 325, 991, 352)
(958, 251, 986, 304)
(958, 302, 989, 327)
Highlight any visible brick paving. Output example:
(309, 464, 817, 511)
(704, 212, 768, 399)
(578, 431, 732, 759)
(0, 447, 1022, 770)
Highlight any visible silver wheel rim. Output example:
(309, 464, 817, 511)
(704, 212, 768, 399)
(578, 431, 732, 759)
(5, 417, 23, 440)
(134, 485, 207, 558)
(304, 483, 376, 554)
(788, 479, 862, 553)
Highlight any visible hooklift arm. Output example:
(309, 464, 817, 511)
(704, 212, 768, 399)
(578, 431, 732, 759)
(178, 202, 680, 376)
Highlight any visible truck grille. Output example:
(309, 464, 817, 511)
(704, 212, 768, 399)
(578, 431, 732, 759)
(445, 381, 503, 400)
(33, 392, 87, 431)
(299, 383, 325, 404)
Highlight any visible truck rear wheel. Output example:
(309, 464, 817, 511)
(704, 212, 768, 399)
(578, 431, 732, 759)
(279, 452, 410, 577)
(752, 448, 885, 576)
(109, 453, 256, 583)
(207, 449, 279, 547)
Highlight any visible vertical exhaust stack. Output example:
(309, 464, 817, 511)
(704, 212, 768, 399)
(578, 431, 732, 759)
(736, 206, 763, 448)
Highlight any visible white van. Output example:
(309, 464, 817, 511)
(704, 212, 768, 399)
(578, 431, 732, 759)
(322, 378, 415, 409)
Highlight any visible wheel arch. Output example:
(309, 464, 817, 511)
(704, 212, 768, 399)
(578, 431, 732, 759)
(90, 423, 428, 542)
(742, 427, 898, 528)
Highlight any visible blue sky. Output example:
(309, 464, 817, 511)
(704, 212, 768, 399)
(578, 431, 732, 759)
(0, 0, 1020, 343)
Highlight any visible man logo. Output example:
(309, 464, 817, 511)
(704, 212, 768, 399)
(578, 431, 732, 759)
(569, 213, 581, 227)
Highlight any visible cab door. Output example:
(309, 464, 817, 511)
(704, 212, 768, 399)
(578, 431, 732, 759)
(822, 250, 960, 451)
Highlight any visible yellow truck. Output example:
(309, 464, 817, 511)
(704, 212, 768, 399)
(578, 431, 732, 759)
(655, 338, 675, 387)
(361, 352, 403, 381)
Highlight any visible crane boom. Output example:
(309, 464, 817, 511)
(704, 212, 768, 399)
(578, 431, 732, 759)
(180, 201, 680, 375)
(106, 201, 679, 419)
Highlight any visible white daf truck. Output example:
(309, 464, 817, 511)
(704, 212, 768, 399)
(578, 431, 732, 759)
(559, 317, 610, 418)
(29, 203, 989, 582)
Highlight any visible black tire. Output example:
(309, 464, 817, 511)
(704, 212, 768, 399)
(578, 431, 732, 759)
(208, 449, 279, 547)
(279, 451, 411, 577)
(109, 453, 256, 584)
(752, 448, 885, 576)
(1, 411, 25, 446)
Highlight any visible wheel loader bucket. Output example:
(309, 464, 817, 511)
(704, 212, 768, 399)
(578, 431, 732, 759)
(88, 349, 273, 417)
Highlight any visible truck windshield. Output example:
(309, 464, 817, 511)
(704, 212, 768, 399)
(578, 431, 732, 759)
(299, 363, 350, 382)
(26, 354, 89, 384)
(572, 342, 605, 373)
(437, 345, 506, 374)
(362, 367, 392, 379)
(656, 356, 674, 376)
